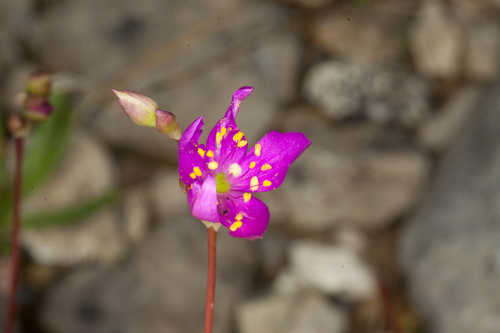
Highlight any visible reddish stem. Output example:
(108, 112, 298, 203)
(204, 228, 217, 333)
(4, 138, 24, 333)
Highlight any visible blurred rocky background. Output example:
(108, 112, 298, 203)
(1, 0, 499, 332)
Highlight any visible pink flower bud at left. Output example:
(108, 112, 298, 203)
(112, 89, 158, 128)
(24, 97, 54, 122)
(7, 115, 32, 138)
(26, 71, 51, 98)
(155, 109, 181, 140)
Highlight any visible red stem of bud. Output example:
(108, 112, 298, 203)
(4, 138, 24, 333)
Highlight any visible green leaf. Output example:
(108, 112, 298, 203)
(0, 92, 74, 224)
(22, 92, 74, 196)
(0, 190, 119, 253)
(22, 190, 120, 229)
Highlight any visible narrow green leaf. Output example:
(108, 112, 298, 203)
(22, 92, 74, 196)
(0, 92, 74, 223)
(21, 190, 120, 229)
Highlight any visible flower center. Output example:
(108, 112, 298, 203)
(215, 173, 230, 193)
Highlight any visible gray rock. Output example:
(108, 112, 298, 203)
(42, 217, 257, 333)
(464, 21, 500, 81)
(237, 291, 346, 333)
(419, 86, 480, 152)
(304, 61, 430, 126)
(21, 133, 140, 265)
(28, 0, 300, 160)
(312, 1, 415, 65)
(148, 170, 191, 220)
(95, 32, 298, 160)
(411, 0, 463, 78)
(304, 61, 365, 119)
(263, 110, 431, 231)
(0, 0, 30, 72)
(400, 83, 500, 333)
(281, 0, 335, 8)
(289, 241, 376, 301)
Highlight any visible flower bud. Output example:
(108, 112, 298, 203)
(26, 71, 51, 98)
(24, 97, 54, 122)
(155, 109, 181, 140)
(7, 115, 31, 138)
(112, 89, 181, 139)
(112, 89, 158, 127)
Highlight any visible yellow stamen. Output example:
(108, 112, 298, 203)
(249, 161, 256, 169)
(193, 167, 202, 176)
(243, 192, 252, 202)
(229, 221, 242, 232)
(235, 213, 243, 221)
(208, 161, 218, 170)
(261, 163, 272, 171)
(198, 148, 205, 158)
(228, 163, 242, 177)
(216, 132, 223, 146)
(250, 176, 259, 191)
(189, 173, 196, 179)
(206, 150, 214, 158)
(237, 140, 247, 148)
(263, 180, 272, 187)
(233, 131, 244, 142)
(254, 143, 262, 156)
(220, 126, 227, 136)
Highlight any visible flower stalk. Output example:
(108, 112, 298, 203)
(3, 71, 53, 333)
(204, 226, 217, 333)
(4, 138, 24, 333)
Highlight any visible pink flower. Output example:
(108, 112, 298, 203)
(112, 89, 181, 140)
(179, 87, 311, 239)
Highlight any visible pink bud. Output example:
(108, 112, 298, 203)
(155, 109, 181, 140)
(26, 71, 51, 98)
(24, 97, 53, 121)
(112, 89, 158, 128)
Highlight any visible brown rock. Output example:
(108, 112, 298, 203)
(312, 1, 416, 65)
(411, 0, 463, 78)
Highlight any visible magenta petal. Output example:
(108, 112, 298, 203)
(229, 86, 254, 118)
(218, 194, 269, 239)
(179, 116, 204, 147)
(205, 87, 254, 165)
(233, 131, 311, 192)
(188, 176, 219, 222)
(178, 116, 207, 185)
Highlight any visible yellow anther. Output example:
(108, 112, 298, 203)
(198, 148, 205, 158)
(208, 161, 218, 170)
(220, 126, 227, 136)
(228, 163, 242, 177)
(189, 172, 196, 179)
(250, 176, 259, 191)
(206, 150, 214, 158)
(235, 213, 243, 221)
(263, 180, 272, 187)
(193, 167, 202, 176)
(229, 221, 242, 232)
(243, 192, 252, 202)
(249, 161, 256, 169)
(261, 163, 272, 171)
(233, 131, 244, 142)
(237, 140, 247, 148)
(216, 132, 223, 146)
(254, 143, 262, 156)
